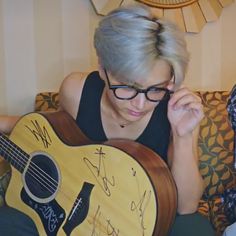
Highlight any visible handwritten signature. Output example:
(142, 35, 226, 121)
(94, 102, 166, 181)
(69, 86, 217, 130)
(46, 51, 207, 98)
(39, 205, 63, 232)
(25, 119, 52, 148)
(91, 205, 119, 236)
(130, 190, 152, 234)
(83, 147, 115, 196)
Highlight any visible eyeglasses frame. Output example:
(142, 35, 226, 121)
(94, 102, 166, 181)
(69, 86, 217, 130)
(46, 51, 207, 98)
(104, 69, 174, 102)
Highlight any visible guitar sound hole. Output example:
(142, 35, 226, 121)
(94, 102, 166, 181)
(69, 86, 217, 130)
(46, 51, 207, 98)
(24, 153, 59, 200)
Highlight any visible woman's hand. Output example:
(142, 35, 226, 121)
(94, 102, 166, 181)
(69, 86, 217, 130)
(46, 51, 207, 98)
(167, 86, 204, 137)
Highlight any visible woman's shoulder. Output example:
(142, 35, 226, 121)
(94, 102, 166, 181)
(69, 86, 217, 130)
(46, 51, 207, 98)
(63, 71, 89, 85)
(58, 71, 89, 118)
(61, 71, 100, 89)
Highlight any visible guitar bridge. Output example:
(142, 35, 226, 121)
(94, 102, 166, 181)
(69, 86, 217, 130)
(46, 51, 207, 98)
(63, 181, 94, 235)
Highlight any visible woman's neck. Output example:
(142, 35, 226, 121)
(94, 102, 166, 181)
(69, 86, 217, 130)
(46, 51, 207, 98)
(100, 91, 153, 139)
(102, 97, 129, 127)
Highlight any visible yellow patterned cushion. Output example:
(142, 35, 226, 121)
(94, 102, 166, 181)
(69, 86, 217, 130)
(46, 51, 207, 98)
(197, 91, 235, 197)
(196, 91, 235, 234)
(35, 92, 59, 112)
(198, 197, 229, 235)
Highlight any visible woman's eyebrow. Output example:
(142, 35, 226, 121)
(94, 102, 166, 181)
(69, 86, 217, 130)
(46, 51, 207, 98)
(132, 79, 171, 88)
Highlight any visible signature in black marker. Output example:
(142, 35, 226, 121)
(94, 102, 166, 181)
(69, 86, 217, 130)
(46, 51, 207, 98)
(91, 205, 119, 236)
(131, 190, 152, 234)
(25, 120, 52, 148)
(91, 205, 102, 236)
(106, 219, 119, 236)
(83, 147, 115, 196)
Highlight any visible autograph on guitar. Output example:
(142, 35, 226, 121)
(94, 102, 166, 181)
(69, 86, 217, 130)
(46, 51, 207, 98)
(0, 111, 177, 236)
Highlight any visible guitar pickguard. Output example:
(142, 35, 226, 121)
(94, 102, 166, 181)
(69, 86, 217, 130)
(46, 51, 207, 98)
(21, 182, 95, 236)
(21, 188, 65, 236)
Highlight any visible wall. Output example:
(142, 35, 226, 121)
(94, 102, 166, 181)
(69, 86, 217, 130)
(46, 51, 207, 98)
(185, 1, 236, 90)
(0, 0, 235, 115)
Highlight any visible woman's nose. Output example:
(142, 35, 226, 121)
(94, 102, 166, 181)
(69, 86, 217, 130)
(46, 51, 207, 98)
(130, 92, 146, 110)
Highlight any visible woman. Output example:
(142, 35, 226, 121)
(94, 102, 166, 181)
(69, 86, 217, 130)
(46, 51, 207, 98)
(0, 3, 214, 235)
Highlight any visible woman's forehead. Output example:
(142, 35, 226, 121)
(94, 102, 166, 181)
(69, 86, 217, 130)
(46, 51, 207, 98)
(109, 59, 172, 86)
(127, 62, 172, 87)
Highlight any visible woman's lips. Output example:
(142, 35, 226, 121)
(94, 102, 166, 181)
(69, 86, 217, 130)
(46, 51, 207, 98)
(128, 109, 143, 117)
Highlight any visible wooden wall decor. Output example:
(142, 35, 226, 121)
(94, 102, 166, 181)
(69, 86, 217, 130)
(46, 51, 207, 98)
(90, 0, 233, 33)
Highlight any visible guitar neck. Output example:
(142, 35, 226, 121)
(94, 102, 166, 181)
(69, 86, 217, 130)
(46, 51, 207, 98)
(0, 132, 28, 173)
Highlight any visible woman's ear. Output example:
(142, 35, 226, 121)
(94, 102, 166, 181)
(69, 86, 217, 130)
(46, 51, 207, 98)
(97, 58, 105, 80)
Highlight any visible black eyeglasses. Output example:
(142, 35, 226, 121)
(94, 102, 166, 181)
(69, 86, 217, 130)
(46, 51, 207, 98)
(104, 69, 174, 102)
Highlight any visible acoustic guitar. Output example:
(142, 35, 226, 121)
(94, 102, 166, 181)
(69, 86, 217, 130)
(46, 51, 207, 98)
(0, 111, 177, 236)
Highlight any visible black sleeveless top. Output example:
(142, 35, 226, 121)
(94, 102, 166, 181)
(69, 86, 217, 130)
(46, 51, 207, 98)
(76, 71, 171, 162)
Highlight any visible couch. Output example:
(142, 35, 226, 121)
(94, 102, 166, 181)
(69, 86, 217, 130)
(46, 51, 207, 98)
(0, 88, 235, 235)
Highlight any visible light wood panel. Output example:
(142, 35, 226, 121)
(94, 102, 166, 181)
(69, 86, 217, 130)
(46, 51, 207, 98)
(91, 0, 122, 15)
(90, 0, 233, 33)
(163, 8, 186, 32)
(182, 2, 206, 33)
(218, 0, 233, 7)
(150, 7, 164, 18)
(198, 0, 222, 22)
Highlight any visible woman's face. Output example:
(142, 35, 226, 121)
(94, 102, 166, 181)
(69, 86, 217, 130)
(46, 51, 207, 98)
(102, 59, 174, 123)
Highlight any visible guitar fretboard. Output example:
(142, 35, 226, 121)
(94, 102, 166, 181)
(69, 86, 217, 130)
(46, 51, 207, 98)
(0, 133, 29, 173)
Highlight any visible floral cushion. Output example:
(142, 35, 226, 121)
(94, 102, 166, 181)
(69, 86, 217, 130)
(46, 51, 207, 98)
(198, 198, 229, 236)
(198, 91, 235, 197)
(35, 92, 59, 112)
(197, 91, 235, 234)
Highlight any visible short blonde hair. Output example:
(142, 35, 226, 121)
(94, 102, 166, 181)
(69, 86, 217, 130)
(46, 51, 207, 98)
(94, 4, 189, 85)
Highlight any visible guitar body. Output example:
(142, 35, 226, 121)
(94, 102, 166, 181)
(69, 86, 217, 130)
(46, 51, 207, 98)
(2, 111, 177, 236)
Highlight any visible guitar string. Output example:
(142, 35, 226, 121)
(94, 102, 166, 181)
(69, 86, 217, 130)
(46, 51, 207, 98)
(0, 135, 30, 171)
(0, 147, 56, 195)
(0, 138, 58, 194)
(0, 136, 87, 209)
(0, 145, 57, 195)
(0, 138, 57, 191)
(0, 138, 91, 209)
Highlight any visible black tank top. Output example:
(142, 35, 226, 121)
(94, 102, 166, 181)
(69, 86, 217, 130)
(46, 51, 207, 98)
(76, 71, 171, 162)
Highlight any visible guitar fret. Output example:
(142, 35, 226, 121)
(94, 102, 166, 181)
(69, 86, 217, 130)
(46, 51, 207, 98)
(0, 134, 29, 173)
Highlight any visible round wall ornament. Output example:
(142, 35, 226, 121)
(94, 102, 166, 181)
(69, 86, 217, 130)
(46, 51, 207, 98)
(136, 0, 198, 9)
(90, 0, 233, 33)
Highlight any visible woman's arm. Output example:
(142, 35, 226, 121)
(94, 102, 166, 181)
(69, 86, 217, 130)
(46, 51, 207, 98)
(0, 115, 20, 135)
(168, 127, 204, 214)
(167, 86, 204, 214)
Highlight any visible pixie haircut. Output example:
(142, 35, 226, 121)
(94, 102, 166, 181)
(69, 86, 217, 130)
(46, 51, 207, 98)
(94, 4, 189, 85)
